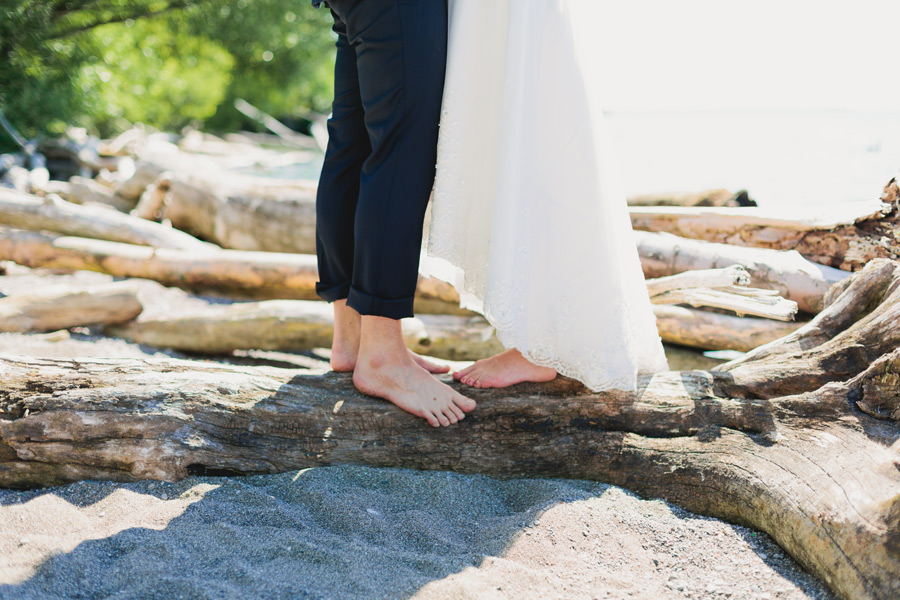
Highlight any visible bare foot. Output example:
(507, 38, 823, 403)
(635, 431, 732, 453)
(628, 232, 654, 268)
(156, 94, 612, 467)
(353, 356, 476, 427)
(453, 348, 557, 388)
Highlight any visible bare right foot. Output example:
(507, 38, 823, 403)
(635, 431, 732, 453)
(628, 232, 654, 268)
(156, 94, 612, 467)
(353, 355, 476, 428)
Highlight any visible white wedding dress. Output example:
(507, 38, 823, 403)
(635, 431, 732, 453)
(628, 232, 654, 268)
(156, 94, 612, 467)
(421, 0, 669, 392)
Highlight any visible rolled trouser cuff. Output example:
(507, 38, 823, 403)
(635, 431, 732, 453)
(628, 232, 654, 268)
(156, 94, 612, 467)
(316, 281, 351, 303)
(346, 285, 414, 320)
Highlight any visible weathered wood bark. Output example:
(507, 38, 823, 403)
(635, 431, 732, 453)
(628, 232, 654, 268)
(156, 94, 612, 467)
(0, 188, 216, 251)
(652, 305, 804, 351)
(713, 258, 900, 398)
(631, 174, 900, 271)
(635, 230, 849, 313)
(627, 188, 755, 207)
(2, 260, 900, 600)
(115, 153, 319, 253)
(0, 281, 143, 332)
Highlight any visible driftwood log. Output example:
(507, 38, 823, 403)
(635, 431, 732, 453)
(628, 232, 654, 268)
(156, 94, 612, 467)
(101, 300, 495, 359)
(0, 227, 319, 300)
(40, 176, 135, 212)
(111, 154, 853, 314)
(0, 228, 467, 314)
(635, 230, 849, 314)
(646, 265, 798, 321)
(1, 258, 899, 600)
(0, 281, 143, 332)
(115, 153, 318, 253)
(651, 305, 803, 351)
(631, 174, 900, 271)
(102, 298, 795, 357)
(0, 188, 216, 252)
(105, 303, 799, 357)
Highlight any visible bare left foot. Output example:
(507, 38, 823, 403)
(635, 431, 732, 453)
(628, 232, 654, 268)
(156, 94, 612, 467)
(453, 348, 557, 388)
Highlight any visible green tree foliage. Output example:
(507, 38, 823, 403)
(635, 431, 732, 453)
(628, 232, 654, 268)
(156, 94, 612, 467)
(183, 0, 336, 131)
(80, 17, 235, 136)
(0, 0, 336, 152)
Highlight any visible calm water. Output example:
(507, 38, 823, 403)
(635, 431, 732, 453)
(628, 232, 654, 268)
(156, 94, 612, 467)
(605, 109, 900, 209)
(253, 110, 900, 210)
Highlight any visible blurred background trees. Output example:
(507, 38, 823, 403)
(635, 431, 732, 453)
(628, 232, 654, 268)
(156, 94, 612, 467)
(0, 0, 336, 152)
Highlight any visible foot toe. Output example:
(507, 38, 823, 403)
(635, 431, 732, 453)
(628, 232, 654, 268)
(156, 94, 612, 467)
(448, 403, 465, 421)
(441, 407, 459, 424)
(425, 411, 441, 428)
(435, 411, 450, 427)
(455, 394, 477, 412)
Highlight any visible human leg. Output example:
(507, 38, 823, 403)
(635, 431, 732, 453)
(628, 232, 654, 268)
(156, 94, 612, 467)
(314, 9, 369, 370)
(325, 0, 470, 421)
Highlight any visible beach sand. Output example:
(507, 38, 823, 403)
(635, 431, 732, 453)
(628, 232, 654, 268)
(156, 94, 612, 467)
(0, 268, 834, 600)
(0, 466, 833, 600)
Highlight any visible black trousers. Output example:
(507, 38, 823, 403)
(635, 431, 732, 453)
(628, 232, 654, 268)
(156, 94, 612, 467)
(314, 0, 448, 320)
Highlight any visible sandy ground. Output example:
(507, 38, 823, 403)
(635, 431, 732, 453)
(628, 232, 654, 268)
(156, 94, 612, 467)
(0, 267, 834, 600)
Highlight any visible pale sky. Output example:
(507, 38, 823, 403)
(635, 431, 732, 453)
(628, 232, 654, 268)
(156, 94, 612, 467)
(570, 0, 900, 112)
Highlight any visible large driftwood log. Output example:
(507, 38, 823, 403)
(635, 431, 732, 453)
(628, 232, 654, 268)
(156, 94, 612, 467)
(1, 259, 899, 600)
(101, 300, 495, 359)
(631, 174, 900, 271)
(0, 227, 318, 300)
(0, 281, 143, 332)
(115, 153, 318, 253)
(635, 230, 849, 314)
(102, 297, 792, 356)
(0, 187, 216, 251)
(0, 228, 466, 313)
(652, 305, 803, 351)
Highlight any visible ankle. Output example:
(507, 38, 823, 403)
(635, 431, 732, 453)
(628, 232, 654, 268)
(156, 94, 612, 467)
(357, 344, 409, 372)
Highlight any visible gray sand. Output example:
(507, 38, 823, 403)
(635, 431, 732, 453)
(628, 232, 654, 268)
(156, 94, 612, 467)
(1, 467, 833, 600)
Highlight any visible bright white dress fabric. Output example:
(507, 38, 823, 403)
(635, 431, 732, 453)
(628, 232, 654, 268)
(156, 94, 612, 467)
(421, 0, 669, 392)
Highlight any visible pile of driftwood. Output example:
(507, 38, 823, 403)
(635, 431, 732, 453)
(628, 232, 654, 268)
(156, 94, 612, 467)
(0, 130, 871, 354)
(1, 130, 899, 600)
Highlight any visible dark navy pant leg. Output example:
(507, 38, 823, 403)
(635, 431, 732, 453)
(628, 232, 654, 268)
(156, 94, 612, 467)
(314, 9, 370, 303)
(317, 0, 448, 320)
